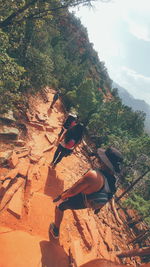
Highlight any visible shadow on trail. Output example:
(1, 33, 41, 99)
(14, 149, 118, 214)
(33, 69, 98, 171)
(72, 210, 92, 251)
(44, 167, 64, 200)
(80, 259, 127, 267)
(40, 240, 69, 267)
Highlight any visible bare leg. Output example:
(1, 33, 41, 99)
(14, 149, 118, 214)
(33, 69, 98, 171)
(49, 206, 64, 239)
(51, 144, 62, 164)
(55, 206, 64, 229)
(53, 149, 67, 165)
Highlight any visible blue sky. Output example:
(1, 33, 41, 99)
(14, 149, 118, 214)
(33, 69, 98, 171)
(72, 0, 150, 105)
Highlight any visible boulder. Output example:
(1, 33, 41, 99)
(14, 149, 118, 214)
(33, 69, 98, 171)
(0, 150, 12, 165)
(0, 126, 19, 140)
(17, 158, 30, 177)
(8, 151, 19, 168)
(13, 139, 26, 147)
(28, 122, 45, 131)
(7, 180, 25, 219)
(28, 154, 41, 163)
(3, 168, 19, 180)
(0, 177, 24, 212)
(0, 168, 8, 179)
(0, 179, 11, 198)
(27, 164, 40, 182)
(35, 113, 46, 122)
(17, 151, 29, 158)
(45, 126, 54, 132)
(0, 110, 16, 123)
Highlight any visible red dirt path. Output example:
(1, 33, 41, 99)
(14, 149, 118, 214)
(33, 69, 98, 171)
(0, 89, 149, 267)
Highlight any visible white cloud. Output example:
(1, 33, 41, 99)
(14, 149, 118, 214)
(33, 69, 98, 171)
(72, 3, 126, 61)
(114, 0, 150, 42)
(121, 67, 150, 83)
(72, 1, 150, 105)
(126, 20, 150, 42)
(114, 0, 150, 14)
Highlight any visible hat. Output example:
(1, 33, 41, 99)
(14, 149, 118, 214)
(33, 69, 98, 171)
(97, 147, 123, 173)
(68, 113, 77, 118)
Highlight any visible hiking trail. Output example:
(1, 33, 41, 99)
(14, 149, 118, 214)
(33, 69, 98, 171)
(0, 88, 148, 267)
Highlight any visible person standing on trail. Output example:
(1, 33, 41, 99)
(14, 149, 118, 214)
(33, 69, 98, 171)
(50, 90, 60, 109)
(58, 113, 79, 139)
(49, 147, 123, 239)
(50, 123, 85, 168)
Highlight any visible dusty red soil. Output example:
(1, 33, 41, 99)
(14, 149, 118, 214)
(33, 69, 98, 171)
(0, 88, 149, 267)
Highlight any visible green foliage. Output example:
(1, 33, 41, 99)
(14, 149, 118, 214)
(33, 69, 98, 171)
(123, 193, 150, 225)
(25, 46, 54, 89)
(0, 29, 26, 113)
(0, 0, 102, 29)
(75, 79, 97, 122)
(87, 98, 145, 138)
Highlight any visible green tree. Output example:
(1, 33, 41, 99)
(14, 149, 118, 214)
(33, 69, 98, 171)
(123, 193, 150, 225)
(76, 78, 97, 122)
(0, 29, 26, 113)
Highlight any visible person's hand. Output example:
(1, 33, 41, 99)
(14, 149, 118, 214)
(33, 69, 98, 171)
(61, 193, 66, 200)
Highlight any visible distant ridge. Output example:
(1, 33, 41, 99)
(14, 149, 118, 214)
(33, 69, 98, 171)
(113, 82, 150, 134)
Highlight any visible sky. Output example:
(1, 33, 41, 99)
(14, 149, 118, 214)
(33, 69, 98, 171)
(72, 0, 150, 105)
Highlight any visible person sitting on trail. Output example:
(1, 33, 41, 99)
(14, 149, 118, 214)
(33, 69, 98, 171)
(50, 123, 85, 168)
(50, 90, 60, 109)
(58, 113, 79, 139)
(49, 146, 123, 239)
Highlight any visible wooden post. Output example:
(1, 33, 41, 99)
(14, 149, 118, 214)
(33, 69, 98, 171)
(117, 247, 150, 258)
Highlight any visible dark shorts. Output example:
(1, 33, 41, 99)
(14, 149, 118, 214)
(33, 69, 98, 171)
(57, 193, 87, 211)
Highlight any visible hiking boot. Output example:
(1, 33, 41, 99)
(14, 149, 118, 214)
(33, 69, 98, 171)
(49, 162, 55, 168)
(49, 223, 59, 239)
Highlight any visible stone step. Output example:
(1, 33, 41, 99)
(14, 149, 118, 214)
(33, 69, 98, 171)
(7, 181, 25, 219)
(0, 177, 25, 212)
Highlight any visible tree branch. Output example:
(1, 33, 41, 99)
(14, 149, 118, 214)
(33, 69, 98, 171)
(0, 0, 38, 28)
(0, 0, 96, 28)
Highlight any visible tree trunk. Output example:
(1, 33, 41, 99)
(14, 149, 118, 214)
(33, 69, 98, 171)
(117, 246, 150, 258)
(116, 169, 150, 202)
